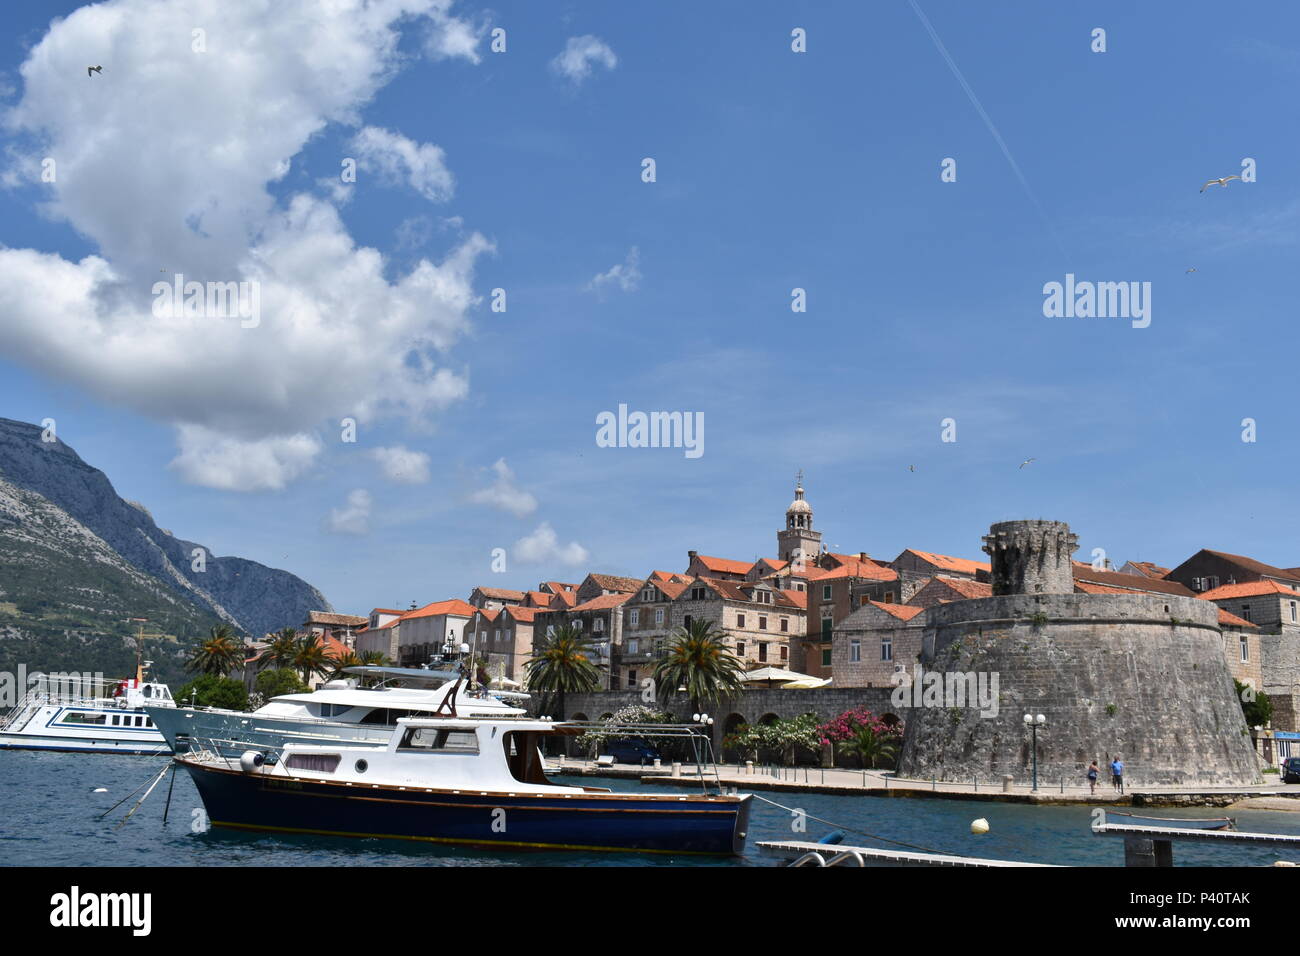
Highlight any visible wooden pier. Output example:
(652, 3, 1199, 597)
(757, 839, 1059, 867)
(1091, 822, 1300, 866)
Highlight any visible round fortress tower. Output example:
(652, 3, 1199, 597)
(896, 519, 1261, 788)
(982, 519, 1078, 595)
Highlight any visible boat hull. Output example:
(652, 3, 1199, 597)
(0, 731, 169, 755)
(182, 759, 751, 855)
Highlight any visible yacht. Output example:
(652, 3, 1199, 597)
(147, 666, 528, 757)
(0, 668, 174, 755)
(177, 713, 751, 855)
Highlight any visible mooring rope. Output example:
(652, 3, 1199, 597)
(748, 792, 974, 859)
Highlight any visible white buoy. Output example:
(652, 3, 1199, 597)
(970, 817, 990, 835)
(92, 788, 108, 793)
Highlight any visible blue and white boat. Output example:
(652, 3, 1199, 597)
(0, 669, 174, 755)
(178, 714, 751, 856)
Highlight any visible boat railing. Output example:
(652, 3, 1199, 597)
(565, 721, 726, 794)
(3, 674, 149, 713)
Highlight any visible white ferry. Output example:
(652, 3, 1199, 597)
(0, 666, 175, 755)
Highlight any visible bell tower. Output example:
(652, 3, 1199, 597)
(777, 471, 822, 565)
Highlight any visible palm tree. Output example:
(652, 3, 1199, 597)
(836, 723, 899, 770)
(524, 624, 602, 721)
(327, 651, 363, 681)
(186, 625, 244, 676)
(262, 628, 300, 671)
(292, 634, 332, 686)
(652, 618, 745, 713)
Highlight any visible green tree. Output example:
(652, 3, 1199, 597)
(174, 674, 249, 711)
(292, 634, 332, 685)
(254, 668, 310, 700)
(185, 625, 244, 676)
(262, 628, 300, 671)
(524, 624, 602, 721)
(835, 723, 899, 770)
(1235, 679, 1273, 728)
(652, 618, 745, 713)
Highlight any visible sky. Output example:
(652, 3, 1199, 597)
(1, 0, 1298, 617)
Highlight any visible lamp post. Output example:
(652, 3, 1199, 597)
(692, 712, 715, 776)
(1023, 713, 1046, 791)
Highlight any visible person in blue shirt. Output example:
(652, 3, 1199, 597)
(1086, 760, 1100, 794)
(1111, 757, 1124, 793)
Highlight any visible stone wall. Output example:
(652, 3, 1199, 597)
(897, 593, 1261, 787)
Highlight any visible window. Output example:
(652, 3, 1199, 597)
(285, 753, 341, 773)
(881, 635, 893, 662)
(628, 639, 639, 654)
(547, 625, 555, 637)
(628, 670, 638, 688)
(884, 592, 895, 603)
(737, 613, 746, 629)
(399, 727, 479, 754)
(683, 615, 692, 630)
(574, 619, 583, 630)
(690, 587, 706, 600)
(736, 641, 746, 657)
(780, 646, 788, 661)
(821, 618, 833, 640)
(822, 647, 832, 667)
(1241, 605, 1252, 622)
(642, 588, 655, 601)
(850, 639, 861, 662)
(655, 608, 664, 625)
(1292, 602, 1297, 623)
(629, 609, 640, 626)
(860, 594, 870, 606)
(594, 618, 604, 632)
(1240, 635, 1249, 663)
(822, 584, 832, 601)
(758, 643, 768, 662)
(494, 628, 501, 642)
(780, 617, 788, 632)
(758, 616, 767, 630)
(64, 713, 105, 725)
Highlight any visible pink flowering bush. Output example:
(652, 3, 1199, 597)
(817, 709, 903, 769)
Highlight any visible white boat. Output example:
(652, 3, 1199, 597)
(148, 666, 528, 757)
(0, 670, 175, 755)
(178, 714, 751, 855)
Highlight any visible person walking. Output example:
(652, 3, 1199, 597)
(1087, 760, 1100, 795)
(1111, 756, 1124, 794)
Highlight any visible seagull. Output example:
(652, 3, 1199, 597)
(1019, 458, 1035, 469)
(1186, 268, 1197, 274)
(908, 464, 916, 472)
(1200, 176, 1239, 193)
(87, 65, 102, 77)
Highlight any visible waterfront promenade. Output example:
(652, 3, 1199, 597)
(549, 758, 1300, 808)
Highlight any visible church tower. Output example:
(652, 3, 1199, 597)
(777, 472, 822, 564)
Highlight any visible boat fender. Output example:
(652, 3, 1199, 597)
(239, 751, 266, 773)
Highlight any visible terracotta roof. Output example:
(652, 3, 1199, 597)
(1217, 608, 1257, 629)
(369, 608, 405, 615)
(504, 606, 540, 623)
(549, 590, 578, 608)
(305, 611, 368, 627)
(473, 587, 526, 601)
(571, 593, 633, 612)
(923, 578, 992, 600)
(403, 598, 476, 621)
(586, 573, 643, 593)
(524, 591, 554, 607)
(1074, 581, 1131, 595)
(781, 589, 807, 610)
(1125, 561, 1171, 579)
(542, 581, 579, 594)
(474, 607, 502, 623)
(689, 555, 754, 576)
(810, 558, 896, 583)
(1198, 579, 1300, 601)
(870, 601, 925, 621)
(1073, 568, 1195, 597)
(898, 549, 990, 576)
(1196, 549, 1300, 584)
(657, 579, 691, 600)
(319, 635, 351, 660)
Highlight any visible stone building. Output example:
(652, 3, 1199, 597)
(1166, 549, 1300, 596)
(302, 611, 368, 648)
(669, 577, 806, 671)
(896, 519, 1260, 788)
(802, 556, 898, 676)
(355, 598, 474, 665)
(467, 604, 539, 685)
(831, 601, 924, 687)
(468, 586, 526, 611)
(617, 572, 692, 690)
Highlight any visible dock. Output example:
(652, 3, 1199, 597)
(757, 839, 1059, 867)
(1092, 821, 1300, 866)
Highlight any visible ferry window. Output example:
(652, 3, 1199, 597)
(399, 728, 480, 754)
(145, 718, 153, 727)
(110, 715, 119, 726)
(143, 685, 153, 698)
(63, 713, 106, 724)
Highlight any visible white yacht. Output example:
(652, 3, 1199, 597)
(147, 666, 528, 757)
(0, 668, 175, 755)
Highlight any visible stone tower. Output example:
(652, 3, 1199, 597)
(982, 519, 1078, 595)
(777, 472, 822, 564)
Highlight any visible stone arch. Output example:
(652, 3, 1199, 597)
(759, 712, 781, 726)
(570, 712, 589, 723)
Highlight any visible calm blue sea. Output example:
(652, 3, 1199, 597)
(2, 751, 1298, 867)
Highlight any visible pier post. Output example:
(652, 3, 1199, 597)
(671, 762, 681, 777)
(1123, 836, 1174, 867)
(745, 760, 753, 775)
(1002, 774, 1013, 793)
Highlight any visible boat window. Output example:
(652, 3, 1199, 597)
(143, 686, 153, 698)
(360, 708, 424, 725)
(62, 712, 107, 724)
(285, 753, 341, 773)
(398, 728, 479, 754)
(319, 703, 354, 718)
(502, 732, 551, 785)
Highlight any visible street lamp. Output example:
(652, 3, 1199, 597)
(692, 713, 715, 775)
(1023, 713, 1046, 791)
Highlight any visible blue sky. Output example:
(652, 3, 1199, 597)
(1, 0, 1298, 619)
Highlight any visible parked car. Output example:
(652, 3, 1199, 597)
(1283, 757, 1300, 784)
(606, 738, 661, 765)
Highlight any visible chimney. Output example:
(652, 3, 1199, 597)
(859, 552, 868, 562)
(687, 550, 698, 562)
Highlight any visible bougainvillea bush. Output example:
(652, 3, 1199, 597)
(816, 709, 903, 769)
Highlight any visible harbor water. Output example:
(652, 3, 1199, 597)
(3, 751, 1298, 867)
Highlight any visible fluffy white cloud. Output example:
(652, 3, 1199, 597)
(351, 125, 455, 202)
(425, 3, 486, 63)
(169, 426, 323, 492)
(550, 35, 617, 84)
(587, 246, 641, 295)
(513, 522, 588, 567)
(0, 0, 489, 490)
(370, 445, 432, 484)
(327, 489, 373, 535)
(469, 458, 538, 516)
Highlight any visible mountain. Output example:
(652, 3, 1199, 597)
(0, 418, 332, 677)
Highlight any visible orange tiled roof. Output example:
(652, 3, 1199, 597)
(505, 606, 540, 623)
(473, 587, 526, 601)
(571, 593, 633, 612)
(930, 578, 992, 600)
(474, 607, 502, 623)
(370, 607, 406, 615)
(403, 598, 477, 621)
(781, 588, 807, 610)
(899, 549, 990, 576)
(1198, 579, 1300, 601)
(1125, 561, 1171, 579)
(690, 555, 754, 576)
(1073, 567, 1194, 597)
(586, 573, 644, 593)
(812, 559, 896, 583)
(1217, 608, 1257, 628)
(524, 591, 554, 607)
(870, 601, 924, 621)
(1074, 581, 1131, 595)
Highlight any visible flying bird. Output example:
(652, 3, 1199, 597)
(908, 464, 916, 472)
(1200, 176, 1239, 193)
(1186, 268, 1197, 274)
(87, 65, 102, 77)
(1019, 458, 1035, 469)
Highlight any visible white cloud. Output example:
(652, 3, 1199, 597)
(586, 246, 641, 295)
(513, 522, 589, 566)
(327, 488, 373, 535)
(425, 3, 487, 63)
(0, 0, 489, 491)
(351, 125, 455, 202)
(169, 426, 323, 492)
(469, 458, 538, 516)
(550, 35, 617, 84)
(370, 445, 431, 484)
